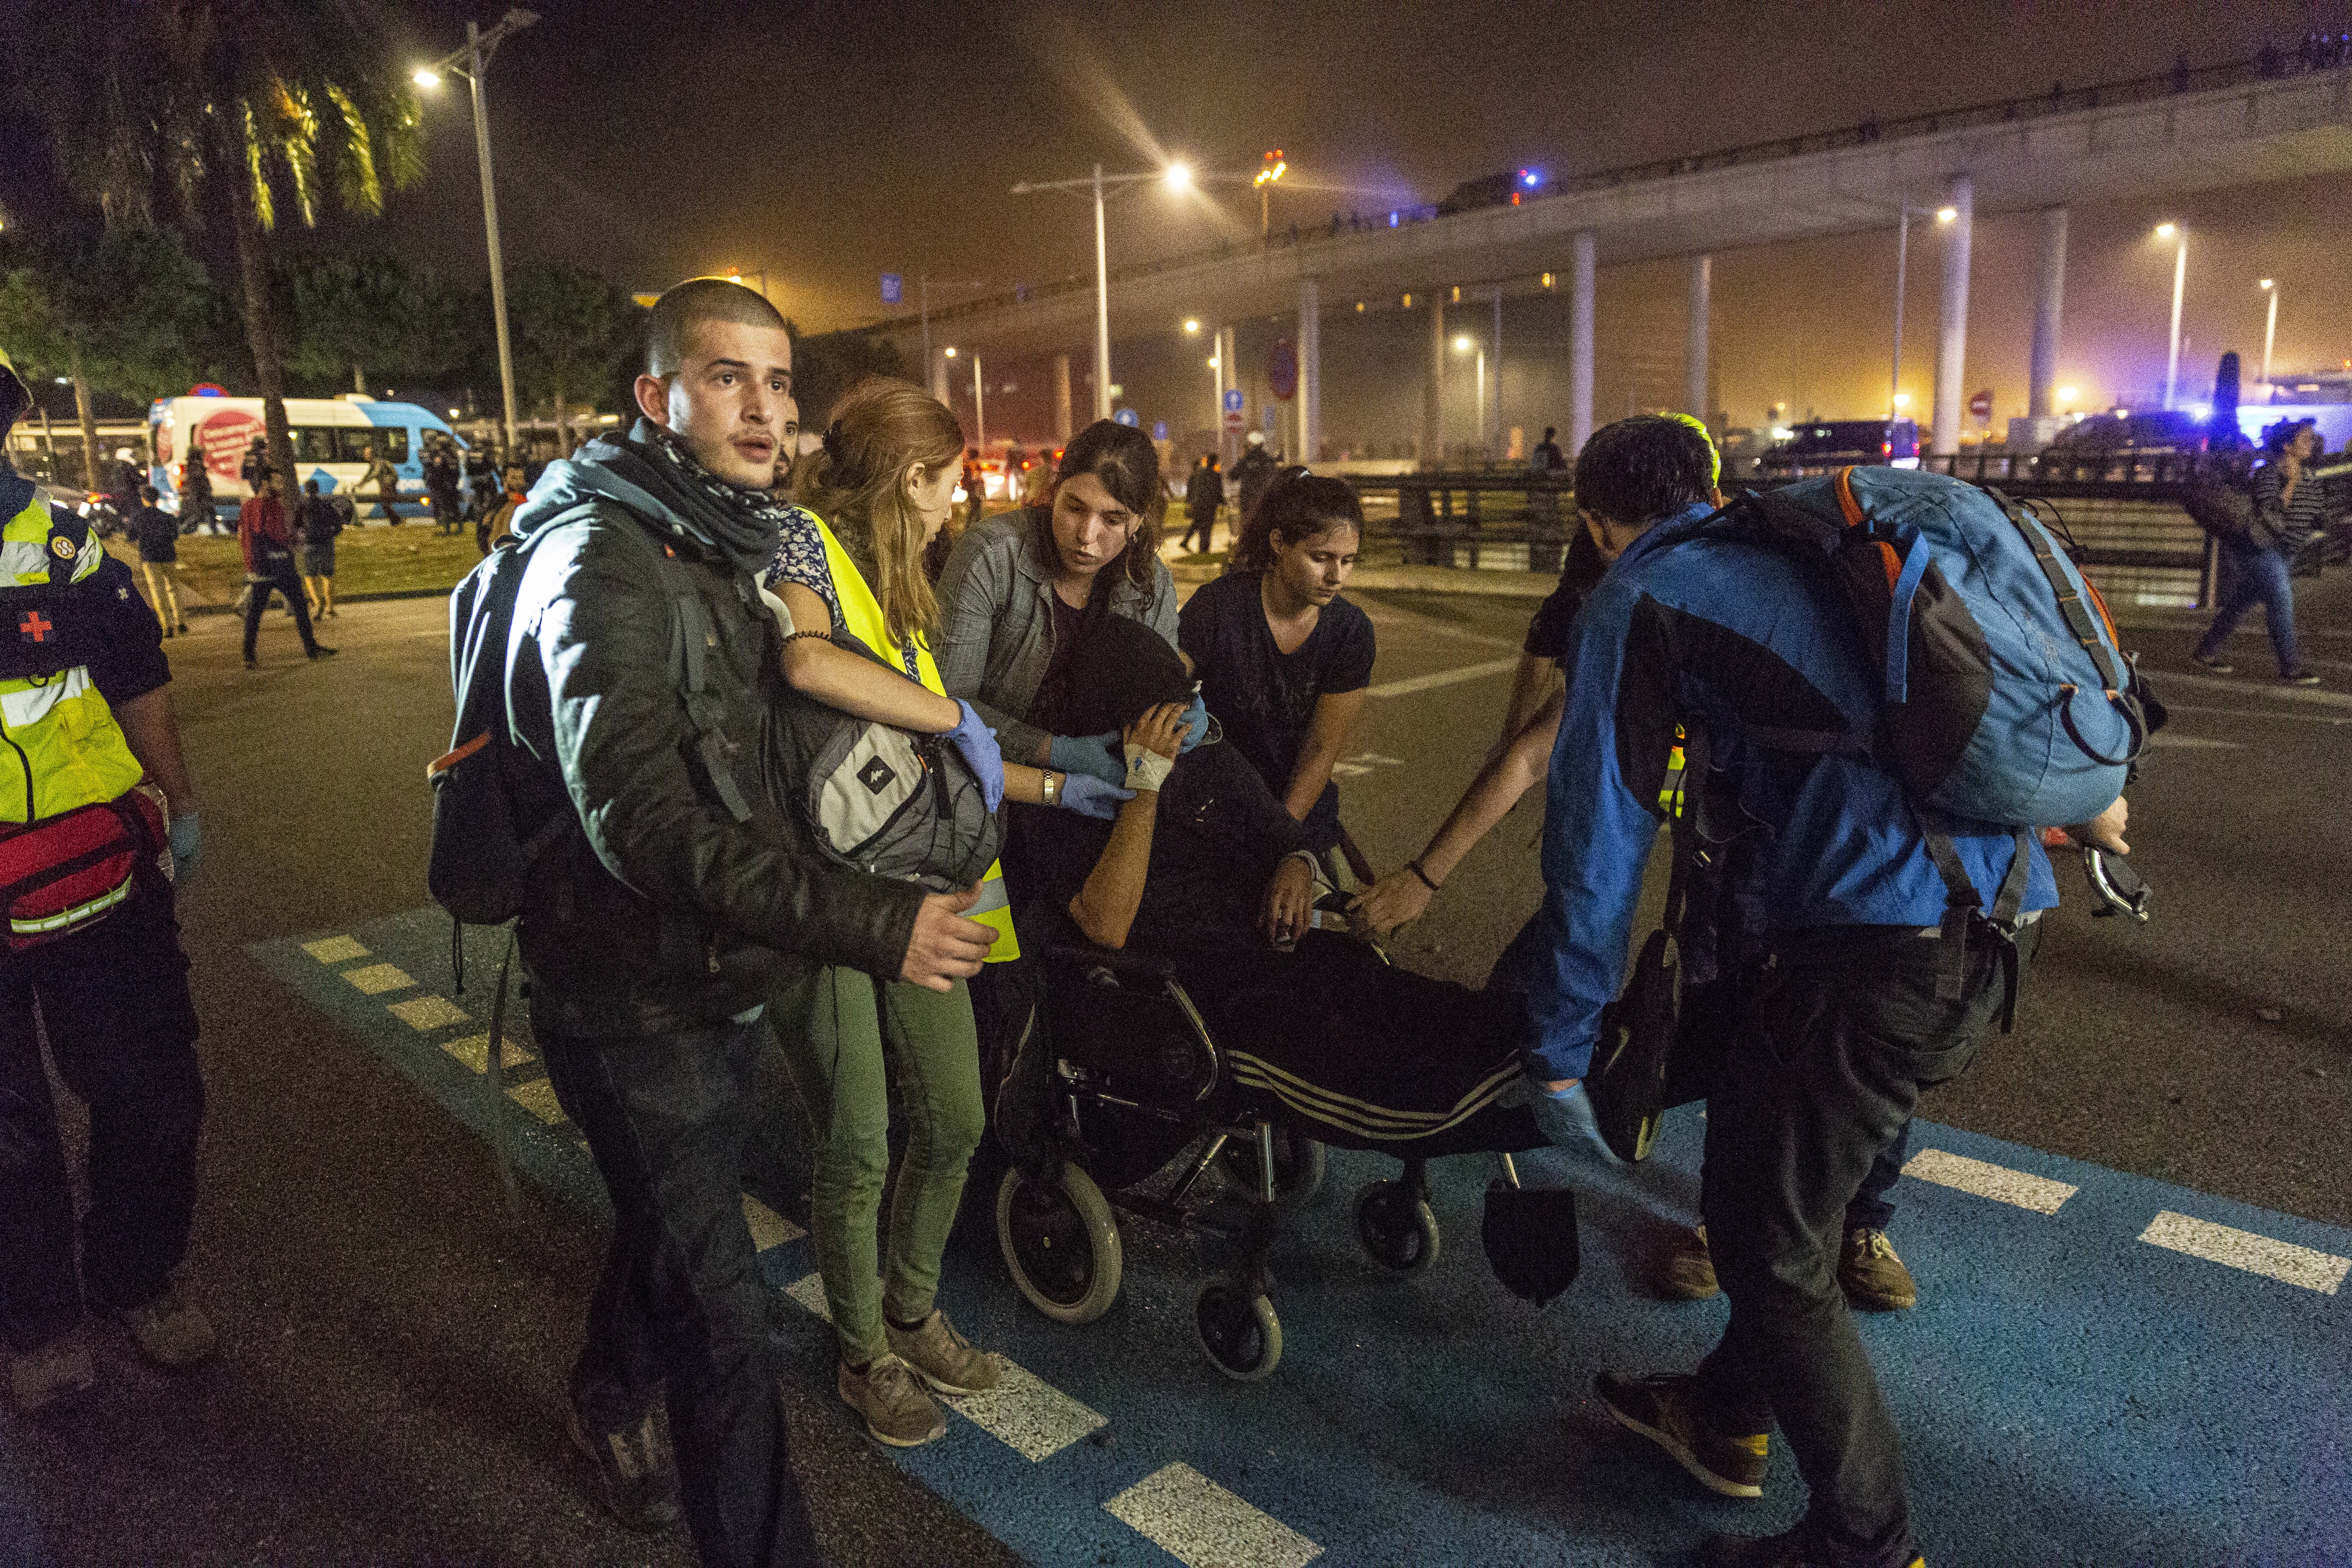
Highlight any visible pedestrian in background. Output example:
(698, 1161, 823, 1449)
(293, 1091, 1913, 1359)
(129, 486, 187, 638)
(358, 443, 400, 523)
(238, 437, 267, 497)
(423, 439, 463, 537)
(961, 447, 986, 532)
(237, 471, 333, 670)
(1229, 428, 1278, 527)
(2194, 416, 2326, 686)
(296, 478, 343, 622)
(1531, 424, 1566, 475)
(177, 454, 220, 535)
(1181, 452, 1224, 554)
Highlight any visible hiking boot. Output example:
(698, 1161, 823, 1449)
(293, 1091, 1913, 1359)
(565, 1402, 682, 1533)
(885, 1309, 1001, 1397)
(1839, 1227, 1918, 1311)
(2281, 669, 2322, 687)
(2191, 650, 2234, 673)
(9, 1326, 96, 1416)
(1595, 1371, 1767, 1499)
(307, 645, 339, 660)
(1659, 1224, 1721, 1301)
(115, 1284, 218, 1368)
(838, 1353, 947, 1447)
(1699, 1525, 1924, 1567)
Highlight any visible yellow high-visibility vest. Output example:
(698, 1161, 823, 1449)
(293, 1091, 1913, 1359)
(0, 494, 145, 826)
(808, 514, 1019, 962)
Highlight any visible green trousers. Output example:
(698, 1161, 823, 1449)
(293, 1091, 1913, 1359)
(771, 967, 985, 1367)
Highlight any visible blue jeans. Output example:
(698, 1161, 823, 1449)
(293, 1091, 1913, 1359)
(2196, 539, 2300, 675)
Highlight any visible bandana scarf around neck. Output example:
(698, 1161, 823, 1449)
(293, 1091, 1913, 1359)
(644, 423, 798, 576)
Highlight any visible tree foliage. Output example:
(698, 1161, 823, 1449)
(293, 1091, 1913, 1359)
(506, 264, 641, 438)
(786, 323, 906, 431)
(285, 249, 463, 393)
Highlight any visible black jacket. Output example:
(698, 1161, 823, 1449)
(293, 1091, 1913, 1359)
(503, 423, 925, 1039)
(1185, 462, 1224, 517)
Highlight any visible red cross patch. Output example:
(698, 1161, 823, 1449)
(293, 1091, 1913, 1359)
(18, 611, 53, 643)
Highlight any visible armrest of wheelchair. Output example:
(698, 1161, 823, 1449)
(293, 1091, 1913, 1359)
(1038, 940, 1180, 987)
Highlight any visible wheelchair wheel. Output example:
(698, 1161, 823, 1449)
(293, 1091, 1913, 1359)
(997, 1163, 1123, 1325)
(1214, 1126, 1327, 1209)
(1354, 1179, 1441, 1274)
(1192, 1278, 1282, 1381)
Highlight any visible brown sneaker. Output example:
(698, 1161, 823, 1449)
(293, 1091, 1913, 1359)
(838, 1353, 947, 1447)
(1839, 1227, 1918, 1311)
(115, 1284, 218, 1368)
(9, 1326, 96, 1416)
(885, 1309, 1002, 1397)
(1596, 1370, 1768, 1499)
(1660, 1224, 1721, 1300)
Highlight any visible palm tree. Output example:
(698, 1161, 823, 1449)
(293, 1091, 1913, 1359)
(28, 1, 424, 488)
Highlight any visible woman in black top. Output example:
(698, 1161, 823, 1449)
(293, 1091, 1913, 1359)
(2194, 417, 2328, 685)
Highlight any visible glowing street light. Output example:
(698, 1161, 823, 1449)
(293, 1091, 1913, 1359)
(1255, 149, 1287, 238)
(1935, 206, 1958, 223)
(1011, 162, 1198, 422)
(1183, 318, 1200, 334)
(2258, 278, 2278, 394)
(2057, 385, 2078, 408)
(411, 67, 441, 88)
(1165, 162, 1193, 193)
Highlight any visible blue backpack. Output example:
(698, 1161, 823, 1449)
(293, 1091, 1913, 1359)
(1702, 465, 2159, 832)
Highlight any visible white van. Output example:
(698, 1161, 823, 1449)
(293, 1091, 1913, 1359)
(148, 393, 467, 524)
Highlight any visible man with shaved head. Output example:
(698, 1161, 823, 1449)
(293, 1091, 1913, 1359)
(496, 278, 995, 1563)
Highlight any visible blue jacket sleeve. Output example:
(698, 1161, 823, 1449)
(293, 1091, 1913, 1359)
(1523, 584, 1669, 1082)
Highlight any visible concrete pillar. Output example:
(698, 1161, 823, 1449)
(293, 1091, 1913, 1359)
(2028, 208, 2068, 419)
(1686, 254, 1712, 423)
(1298, 276, 1321, 464)
(1052, 353, 1074, 445)
(1423, 296, 1446, 470)
(1931, 174, 1973, 458)
(1219, 325, 1238, 466)
(929, 347, 949, 406)
(1570, 232, 1596, 457)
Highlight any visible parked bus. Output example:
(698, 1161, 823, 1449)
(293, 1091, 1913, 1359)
(148, 392, 467, 525)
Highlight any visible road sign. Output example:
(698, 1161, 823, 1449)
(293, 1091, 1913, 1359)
(881, 272, 903, 305)
(1115, 408, 1140, 428)
(1152, 421, 1168, 442)
(1223, 388, 1245, 415)
(1268, 339, 1298, 402)
(1970, 388, 1993, 421)
(1223, 410, 1246, 434)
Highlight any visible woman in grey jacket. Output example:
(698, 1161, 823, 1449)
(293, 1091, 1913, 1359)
(935, 421, 1185, 785)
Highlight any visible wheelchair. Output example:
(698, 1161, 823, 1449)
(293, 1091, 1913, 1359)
(991, 933, 1526, 1381)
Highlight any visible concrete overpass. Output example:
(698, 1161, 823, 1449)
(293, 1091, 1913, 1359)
(892, 56, 2352, 459)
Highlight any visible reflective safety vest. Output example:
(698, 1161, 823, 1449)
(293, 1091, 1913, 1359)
(808, 515, 1019, 962)
(0, 494, 145, 826)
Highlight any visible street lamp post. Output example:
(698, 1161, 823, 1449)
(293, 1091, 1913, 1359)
(1255, 150, 1287, 240)
(2158, 223, 2187, 410)
(2258, 278, 2278, 398)
(1012, 162, 1191, 424)
(1890, 202, 1958, 420)
(415, 8, 538, 459)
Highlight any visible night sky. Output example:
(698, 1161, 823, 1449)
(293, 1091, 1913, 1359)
(24, 0, 2352, 436)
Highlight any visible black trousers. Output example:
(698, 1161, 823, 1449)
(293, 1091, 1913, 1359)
(0, 886, 202, 1353)
(1180, 508, 1216, 553)
(1690, 922, 2034, 1567)
(541, 1016, 823, 1568)
(242, 564, 321, 659)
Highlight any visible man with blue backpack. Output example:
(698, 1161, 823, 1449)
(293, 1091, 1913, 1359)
(1524, 416, 2144, 1568)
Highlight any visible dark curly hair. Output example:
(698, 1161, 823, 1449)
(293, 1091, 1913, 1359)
(1229, 468, 1362, 575)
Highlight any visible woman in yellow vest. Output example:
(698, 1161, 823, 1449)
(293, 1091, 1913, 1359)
(764, 377, 1127, 1448)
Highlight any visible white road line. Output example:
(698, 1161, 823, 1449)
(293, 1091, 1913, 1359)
(302, 935, 370, 963)
(1105, 1462, 1323, 1568)
(2139, 1211, 2350, 1295)
(440, 1033, 533, 1074)
(387, 996, 470, 1031)
(741, 1193, 805, 1252)
(2162, 702, 2351, 726)
(784, 1272, 833, 1321)
(1364, 657, 1518, 700)
(505, 1079, 567, 1126)
(340, 962, 417, 996)
(1902, 1148, 2078, 1214)
(2157, 668, 2352, 710)
(939, 1361, 1107, 1462)
(2143, 733, 2242, 749)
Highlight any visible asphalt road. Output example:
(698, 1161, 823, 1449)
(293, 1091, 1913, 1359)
(2, 565, 2345, 1563)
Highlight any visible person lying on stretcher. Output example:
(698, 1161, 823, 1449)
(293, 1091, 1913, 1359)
(1006, 612, 1546, 1159)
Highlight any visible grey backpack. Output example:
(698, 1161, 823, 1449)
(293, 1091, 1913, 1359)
(764, 630, 1002, 892)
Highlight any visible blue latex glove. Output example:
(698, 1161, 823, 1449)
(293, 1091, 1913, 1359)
(944, 700, 1005, 812)
(1528, 1079, 1621, 1167)
(1057, 772, 1134, 820)
(1048, 731, 1127, 788)
(1176, 690, 1209, 753)
(167, 811, 202, 890)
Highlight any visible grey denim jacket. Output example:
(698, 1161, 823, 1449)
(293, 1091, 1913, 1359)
(934, 508, 1180, 763)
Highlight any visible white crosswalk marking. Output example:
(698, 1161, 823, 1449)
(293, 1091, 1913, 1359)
(2139, 1211, 2351, 1294)
(1363, 657, 1517, 700)
(784, 1272, 832, 1321)
(939, 1361, 1107, 1462)
(387, 996, 469, 1031)
(1104, 1462, 1323, 1568)
(439, 1034, 534, 1073)
(1903, 1148, 2078, 1214)
(740, 1193, 804, 1252)
(504, 1079, 566, 1126)
(302, 935, 370, 964)
(339, 962, 416, 996)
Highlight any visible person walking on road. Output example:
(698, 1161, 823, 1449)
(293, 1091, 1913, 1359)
(358, 443, 400, 523)
(237, 471, 333, 669)
(177, 453, 219, 535)
(1181, 453, 1224, 553)
(960, 448, 986, 532)
(1229, 428, 1278, 528)
(496, 279, 996, 1557)
(129, 485, 188, 637)
(2194, 416, 2327, 686)
(0, 345, 211, 1418)
(296, 478, 344, 621)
